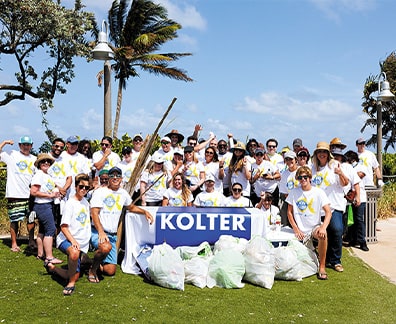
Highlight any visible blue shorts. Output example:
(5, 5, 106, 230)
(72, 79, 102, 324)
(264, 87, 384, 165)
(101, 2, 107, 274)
(58, 240, 81, 273)
(91, 228, 118, 265)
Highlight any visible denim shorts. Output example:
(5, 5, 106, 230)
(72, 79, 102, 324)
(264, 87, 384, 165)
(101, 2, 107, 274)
(91, 228, 117, 265)
(58, 240, 81, 273)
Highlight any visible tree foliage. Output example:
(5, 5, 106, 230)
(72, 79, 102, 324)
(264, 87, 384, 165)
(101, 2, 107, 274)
(362, 52, 396, 152)
(0, 0, 96, 128)
(102, 0, 193, 138)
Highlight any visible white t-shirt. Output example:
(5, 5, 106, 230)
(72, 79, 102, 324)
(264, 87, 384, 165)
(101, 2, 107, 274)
(163, 187, 193, 206)
(90, 186, 132, 233)
(184, 161, 204, 186)
(256, 205, 280, 227)
(56, 196, 91, 253)
(202, 161, 223, 193)
(279, 168, 299, 195)
(286, 186, 330, 234)
(218, 152, 233, 189)
(47, 155, 72, 188)
(31, 170, 57, 204)
(230, 161, 252, 197)
(358, 150, 379, 187)
(0, 150, 36, 198)
(311, 162, 346, 212)
(251, 160, 278, 196)
(224, 195, 252, 207)
(140, 170, 168, 202)
(92, 150, 121, 176)
(268, 152, 284, 172)
(193, 190, 226, 207)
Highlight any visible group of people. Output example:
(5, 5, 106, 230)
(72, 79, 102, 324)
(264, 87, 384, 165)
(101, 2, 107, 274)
(0, 128, 382, 291)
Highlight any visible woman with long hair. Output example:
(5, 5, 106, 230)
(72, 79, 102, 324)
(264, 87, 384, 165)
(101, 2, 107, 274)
(183, 146, 205, 197)
(163, 172, 193, 206)
(311, 141, 349, 273)
(202, 146, 224, 193)
(140, 153, 169, 206)
(228, 141, 251, 198)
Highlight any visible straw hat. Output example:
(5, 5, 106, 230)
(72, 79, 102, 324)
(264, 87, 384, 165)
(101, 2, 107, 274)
(330, 137, 347, 149)
(34, 153, 55, 168)
(230, 141, 248, 155)
(165, 129, 184, 143)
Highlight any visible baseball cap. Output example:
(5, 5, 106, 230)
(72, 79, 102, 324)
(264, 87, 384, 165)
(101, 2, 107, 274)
(133, 134, 143, 141)
(184, 145, 194, 153)
(255, 148, 265, 155)
(19, 135, 33, 144)
(66, 135, 79, 144)
(356, 137, 366, 145)
(173, 147, 184, 156)
(205, 174, 215, 182)
(160, 136, 171, 143)
(108, 166, 122, 176)
(284, 151, 296, 159)
(122, 146, 132, 155)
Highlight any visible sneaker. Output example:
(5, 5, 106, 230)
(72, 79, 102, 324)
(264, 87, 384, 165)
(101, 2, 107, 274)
(360, 243, 369, 252)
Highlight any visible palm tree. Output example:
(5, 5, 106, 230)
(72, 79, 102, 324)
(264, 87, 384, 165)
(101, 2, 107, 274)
(101, 0, 193, 138)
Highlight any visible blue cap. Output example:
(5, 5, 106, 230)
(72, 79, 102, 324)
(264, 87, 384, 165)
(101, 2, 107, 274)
(66, 135, 79, 144)
(19, 135, 33, 144)
(108, 166, 122, 175)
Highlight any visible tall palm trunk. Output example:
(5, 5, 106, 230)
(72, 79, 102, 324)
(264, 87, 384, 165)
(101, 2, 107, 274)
(113, 78, 124, 138)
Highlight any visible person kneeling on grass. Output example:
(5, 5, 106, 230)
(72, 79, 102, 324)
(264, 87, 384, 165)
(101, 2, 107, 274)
(286, 166, 332, 280)
(88, 167, 154, 283)
(45, 173, 91, 295)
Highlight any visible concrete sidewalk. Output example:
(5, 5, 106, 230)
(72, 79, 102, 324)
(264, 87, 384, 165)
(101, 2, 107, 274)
(349, 217, 396, 285)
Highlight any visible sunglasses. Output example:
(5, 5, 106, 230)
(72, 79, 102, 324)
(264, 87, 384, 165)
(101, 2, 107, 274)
(100, 177, 109, 182)
(255, 153, 264, 157)
(161, 141, 170, 145)
(133, 138, 142, 142)
(267, 145, 277, 149)
(78, 185, 90, 190)
(53, 144, 65, 150)
(188, 142, 197, 146)
(109, 174, 122, 179)
(40, 159, 52, 164)
(101, 143, 110, 147)
(233, 188, 242, 193)
(205, 151, 214, 155)
(296, 175, 310, 180)
(21, 143, 32, 146)
(218, 144, 227, 148)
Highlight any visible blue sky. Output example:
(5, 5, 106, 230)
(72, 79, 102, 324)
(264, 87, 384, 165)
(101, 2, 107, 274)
(1, 0, 395, 153)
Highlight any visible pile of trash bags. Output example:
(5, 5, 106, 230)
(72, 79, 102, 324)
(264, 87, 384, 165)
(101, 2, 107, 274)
(138, 235, 319, 291)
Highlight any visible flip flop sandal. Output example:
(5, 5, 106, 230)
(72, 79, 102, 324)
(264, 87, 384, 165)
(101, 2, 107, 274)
(317, 272, 328, 280)
(10, 247, 21, 252)
(87, 275, 99, 283)
(63, 286, 75, 296)
(45, 257, 63, 265)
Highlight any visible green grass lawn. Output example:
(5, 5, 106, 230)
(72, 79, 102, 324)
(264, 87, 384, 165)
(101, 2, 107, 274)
(1, 240, 395, 323)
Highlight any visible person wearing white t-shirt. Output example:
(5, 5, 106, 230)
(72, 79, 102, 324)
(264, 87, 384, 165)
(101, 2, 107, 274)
(286, 166, 332, 280)
(92, 136, 121, 177)
(255, 192, 280, 228)
(46, 174, 91, 295)
(356, 137, 383, 187)
(163, 172, 193, 206)
(89, 167, 154, 282)
(0, 136, 37, 252)
(224, 182, 252, 207)
(194, 175, 226, 207)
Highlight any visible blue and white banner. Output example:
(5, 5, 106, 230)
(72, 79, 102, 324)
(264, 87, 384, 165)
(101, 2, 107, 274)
(121, 207, 269, 274)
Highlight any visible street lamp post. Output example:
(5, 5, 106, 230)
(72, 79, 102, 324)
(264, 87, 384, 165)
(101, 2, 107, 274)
(92, 20, 114, 137)
(376, 71, 394, 173)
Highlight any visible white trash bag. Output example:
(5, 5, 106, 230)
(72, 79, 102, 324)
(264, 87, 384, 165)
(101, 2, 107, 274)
(175, 241, 213, 260)
(243, 236, 275, 289)
(213, 235, 248, 254)
(207, 250, 245, 289)
(287, 238, 319, 278)
(147, 242, 185, 290)
(184, 257, 211, 289)
(274, 245, 303, 281)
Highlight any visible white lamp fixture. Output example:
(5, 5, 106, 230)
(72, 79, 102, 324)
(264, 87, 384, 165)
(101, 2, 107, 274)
(377, 72, 394, 102)
(92, 20, 114, 60)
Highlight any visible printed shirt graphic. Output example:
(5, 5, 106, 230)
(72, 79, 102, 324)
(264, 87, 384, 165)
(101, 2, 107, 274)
(279, 169, 299, 194)
(230, 161, 251, 197)
(184, 161, 204, 186)
(358, 150, 378, 187)
(92, 150, 121, 176)
(163, 187, 193, 206)
(56, 196, 91, 253)
(141, 170, 168, 202)
(286, 186, 330, 234)
(0, 150, 36, 198)
(90, 187, 132, 233)
(193, 191, 226, 207)
(251, 160, 278, 195)
(202, 161, 223, 192)
(48, 155, 72, 187)
(224, 195, 251, 207)
(31, 170, 57, 204)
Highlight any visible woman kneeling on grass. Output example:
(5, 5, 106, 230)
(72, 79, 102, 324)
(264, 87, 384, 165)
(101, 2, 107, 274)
(46, 174, 91, 295)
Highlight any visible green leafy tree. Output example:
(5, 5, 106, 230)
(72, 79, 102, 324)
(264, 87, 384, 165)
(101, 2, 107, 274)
(0, 0, 95, 134)
(100, 0, 193, 138)
(362, 52, 396, 152)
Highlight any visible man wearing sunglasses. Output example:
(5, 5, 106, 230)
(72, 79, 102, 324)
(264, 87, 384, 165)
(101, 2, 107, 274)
(0, 136, 37, 252)
(89, 167, 154, 282)
(225, 182, 252, 207)
(286, 166, 332, 280)
(93, 136, 121, 178)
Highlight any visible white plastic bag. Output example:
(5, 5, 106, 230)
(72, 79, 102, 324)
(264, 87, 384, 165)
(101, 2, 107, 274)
(274, 246, 302, 281)
(184, 257, 211, 289)
(175, 241, 213, 260)
(287, 238, 319, 278)
(243, 236, 275, 289)
(213, 235, 248, 254)
(147, 242, 185, 290)
(207, 250, 245, 288)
